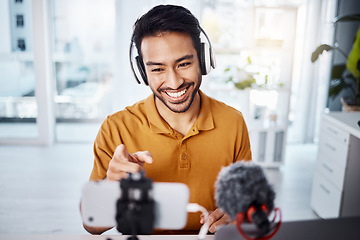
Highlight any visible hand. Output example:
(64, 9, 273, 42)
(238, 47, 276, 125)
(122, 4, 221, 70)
(200, 208, 231, 233)
(106, 144, 153, 181)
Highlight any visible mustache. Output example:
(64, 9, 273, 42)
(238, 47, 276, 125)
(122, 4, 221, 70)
(158, 82, 194, 92)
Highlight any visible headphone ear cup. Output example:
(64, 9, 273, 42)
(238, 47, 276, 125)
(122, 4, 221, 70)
(135, 56, 148, 85)
(200, 42, 211, 75)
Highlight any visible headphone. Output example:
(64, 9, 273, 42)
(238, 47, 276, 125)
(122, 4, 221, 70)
(129, 26, 216, 85)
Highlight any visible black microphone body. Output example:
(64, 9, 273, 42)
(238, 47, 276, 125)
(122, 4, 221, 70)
(215, 161, 275, 236)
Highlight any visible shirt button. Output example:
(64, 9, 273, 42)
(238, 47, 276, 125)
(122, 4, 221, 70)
(181, 154, 187, 160)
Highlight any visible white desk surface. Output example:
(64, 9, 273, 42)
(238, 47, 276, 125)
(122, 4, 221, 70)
(0, 235, 215, 240)
(324, 112, 360, 139)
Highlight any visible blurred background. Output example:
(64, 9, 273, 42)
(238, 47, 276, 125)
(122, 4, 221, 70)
(2, 0, 359, 147)
(0, 0, 359, 235)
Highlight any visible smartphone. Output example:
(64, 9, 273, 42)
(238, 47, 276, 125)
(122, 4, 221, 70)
(81, 180, 189, 230)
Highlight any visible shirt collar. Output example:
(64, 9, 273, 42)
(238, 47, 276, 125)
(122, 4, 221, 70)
(144, 94, 172, 134)
(196, 90, 214, 131)
(144, 90, 214, 134)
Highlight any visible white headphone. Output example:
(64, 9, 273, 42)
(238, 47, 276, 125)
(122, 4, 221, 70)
(129, 26, 216, 85)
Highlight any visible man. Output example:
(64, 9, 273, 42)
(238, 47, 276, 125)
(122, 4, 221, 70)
(84, 4, 251, 235)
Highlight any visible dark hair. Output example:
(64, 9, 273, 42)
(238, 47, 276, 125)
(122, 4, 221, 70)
(132, 4, 201, 60)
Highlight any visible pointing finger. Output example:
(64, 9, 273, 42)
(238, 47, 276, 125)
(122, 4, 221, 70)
(132, 151, 153, 165)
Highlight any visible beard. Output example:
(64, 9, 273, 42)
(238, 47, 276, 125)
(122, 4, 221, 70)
(151, 77, 202, 114)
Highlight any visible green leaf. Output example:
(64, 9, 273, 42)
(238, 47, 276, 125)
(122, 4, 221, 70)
(247, 56, 252, 64)
(311, 44, 334, 62)
(333, 14, 360, 23)
(234, 78, 256, 90)
(331, 64, 346, 79)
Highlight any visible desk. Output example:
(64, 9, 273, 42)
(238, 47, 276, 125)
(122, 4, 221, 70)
(0, 235, 215, 240)
(215, 216, 360, 240)
(311, 112, 360, 218)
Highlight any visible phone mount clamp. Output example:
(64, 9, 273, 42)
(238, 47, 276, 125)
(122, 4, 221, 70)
(115, 171, 155, 240)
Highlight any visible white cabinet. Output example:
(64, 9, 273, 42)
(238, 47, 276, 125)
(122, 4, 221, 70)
(246, 88, 290, 167)
(311, 172, 342, 218)
(311, 112, 360, 218)
(249, 126, 286, 167)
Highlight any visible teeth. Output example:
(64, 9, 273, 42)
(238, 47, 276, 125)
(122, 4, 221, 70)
(166, 89, 186, 98)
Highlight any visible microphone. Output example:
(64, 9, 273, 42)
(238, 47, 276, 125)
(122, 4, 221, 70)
(215, 161, 281, 240)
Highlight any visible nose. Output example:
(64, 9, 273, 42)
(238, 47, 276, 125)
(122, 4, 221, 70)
(166, 68, 184, 89)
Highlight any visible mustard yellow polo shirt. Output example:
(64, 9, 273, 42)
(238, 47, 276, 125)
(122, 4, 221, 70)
(90, 90, 251, 232)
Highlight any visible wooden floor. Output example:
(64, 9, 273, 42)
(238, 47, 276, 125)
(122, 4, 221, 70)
(0, 143, 319, 234)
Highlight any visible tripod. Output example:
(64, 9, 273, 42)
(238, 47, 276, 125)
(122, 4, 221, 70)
(116, 171, 155, 240)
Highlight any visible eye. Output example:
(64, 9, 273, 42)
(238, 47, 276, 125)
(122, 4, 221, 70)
(151, 68, 164, 72)
(178, 62, 191, 68)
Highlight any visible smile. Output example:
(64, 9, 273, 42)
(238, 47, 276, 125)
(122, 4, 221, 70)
(166, 88, 187, 98)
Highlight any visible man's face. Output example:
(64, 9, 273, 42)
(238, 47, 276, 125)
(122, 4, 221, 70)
(141, 31, 202, 113)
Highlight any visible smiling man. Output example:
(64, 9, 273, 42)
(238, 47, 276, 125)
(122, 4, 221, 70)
(143, 31, 202, 136)
(85, 4, 251, 235)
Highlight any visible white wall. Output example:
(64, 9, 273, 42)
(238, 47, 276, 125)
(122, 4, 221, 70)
(0, 0, 11, 52)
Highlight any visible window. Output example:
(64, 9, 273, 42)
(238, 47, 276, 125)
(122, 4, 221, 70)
(51, 0, 116, 141)
(0, 0, 37, 141)
(17, 38, 26, 51)
(16, 14, 24, 27)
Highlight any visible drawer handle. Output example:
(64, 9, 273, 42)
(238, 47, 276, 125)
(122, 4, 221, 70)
(326, 127, 338, 135)
(322, 163, 333, 173)
(320, 184, 330, 194)
(325, 143, 336, 152)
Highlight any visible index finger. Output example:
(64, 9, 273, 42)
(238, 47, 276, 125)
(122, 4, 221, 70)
(132, 151, 153, 165)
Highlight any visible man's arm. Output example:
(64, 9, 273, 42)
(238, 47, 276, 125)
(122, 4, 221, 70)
(81, 144, 153, 234)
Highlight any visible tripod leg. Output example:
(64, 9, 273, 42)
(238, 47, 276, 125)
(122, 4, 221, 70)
(127, 236, 139, 240)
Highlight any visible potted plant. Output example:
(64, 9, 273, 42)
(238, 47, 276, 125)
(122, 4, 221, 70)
(311, 14, 360, 110)
(224, 57, 257, 90)
(224, 56, 284, 90)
